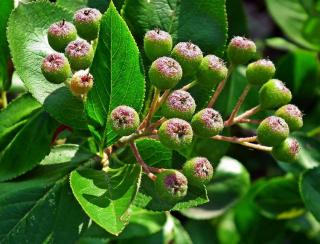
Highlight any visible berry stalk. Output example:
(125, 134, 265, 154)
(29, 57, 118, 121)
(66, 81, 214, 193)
(181, 80, 198, 91)
(233, 104, 261, 124)
(139, 88, 161, 129)
(1, 91, 7, 108)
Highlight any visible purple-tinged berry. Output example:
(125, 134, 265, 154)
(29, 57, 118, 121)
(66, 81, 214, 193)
(162, 90, 196, 120)
(110, 105, 140, 136)
(272, 138, 300, 163)
(47, 20, 77, 52)
(70, 70, 93, 96)
(144, 29, 173, 61)
(171, 42, 203, 77)
(275, 104, 303, 131)
(227, 36, 256, 65)
(73, 8, 102, 41)
(259, 79, 292, 110)
(41, 53, 71, 84)
(257, 116, 289, 146)
(155, 169, 188, 202)
(246, 59, 276, 86)
(158, 118, 193, 150)
(65, 39, 94, 70)
(183, 157, 213, 186)
(149, 57, 182, 90)
(191, 108, 224, 138)
(197, 55, 228, 86)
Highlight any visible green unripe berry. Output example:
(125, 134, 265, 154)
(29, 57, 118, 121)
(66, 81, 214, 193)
(65, 39, 94, 71)
(162, 90, 196, 120)
(197, 55, 228, 86)
(110, 105, 140, 136)
(69, 70, 94, 96)
(155, 169, 188, 202)
(182, 157, 213, 186)
(227, 36, 256, 65)
(272, 138, 300, 163)
(246, 59, 276, 86)
(191, 108, 224, 138)
(47, 20, 77, 52)
(149, 57, 182, 90)
(41, 53, 71, 84)
(73, 8, 102, 41)
(144, 29, 172, 61)
(158, 118, 193, 150)
(259, 79, 292, 110)
(171, 42, 203, 77)
(275, 104, 303, 131)
(257, 116, 289, 146)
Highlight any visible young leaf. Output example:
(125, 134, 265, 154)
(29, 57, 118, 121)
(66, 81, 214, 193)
(70, 165, 142, 235)
(56, 0, 109, 13)
(86, 2, 145, 147)
(7, 2, 87, 129)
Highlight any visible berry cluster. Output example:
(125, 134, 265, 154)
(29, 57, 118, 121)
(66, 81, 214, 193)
(41, 8, 102, 97)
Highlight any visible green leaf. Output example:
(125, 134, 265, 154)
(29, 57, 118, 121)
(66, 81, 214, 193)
(265, 37, 299, 51)
(122, 0, 228, 55)
(226, 0, 248, 38)
(0, 111, 59, 181)
(134, 174, 208, 211)
(0, 144, 94, 243)
(185, 220, 218, 244)
(253, 176, 305, 219)
(0, 93, 41, 151)
(86, 2, 145, 146)
(56, 0, 109, 13)
(0, 0, 14, 90)
(300, 167, 320, 222)
(70, 165, 142, 235)
(181, 157, 250, 219)
(7, 2, 87, 129)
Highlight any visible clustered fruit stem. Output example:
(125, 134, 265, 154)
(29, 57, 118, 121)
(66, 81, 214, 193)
(232, 104, 261, 124)
(1, 91, 7, 108)
(139, 88, 161, 129)
(181, 80, 198, 91)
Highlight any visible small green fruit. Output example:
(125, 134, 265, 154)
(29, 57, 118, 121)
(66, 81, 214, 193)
(171, 42, 203, 77)
(191, 108, 224, 138)
(246, 59, 276, 86)
(259, 79, 292, 110)
(227, 36, 256, 65)
(162, 90, 196, 120)
(110, 105, 140, 136)
(275, 104, 303, 131)
(41, 53, 71, 84)
(183, 157, 213, 186)
(155, 169, 188, 202)
(272, 138, 300, 162)
(257, 116, 289, 146)
(197, 55, 228, 86)
(69, 70, 94, 96)
(158, 118, 193, 150)
(73, 8, 102, 41)
(65, 39, 94, 70)
(144, 29, 172, 61)
(47, 20, 77, 52)
(149, 57, 182, 90)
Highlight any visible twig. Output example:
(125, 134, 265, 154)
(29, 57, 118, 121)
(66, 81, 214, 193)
(139, 88, 161, 129)
(233, 105, 261, 124)
(181, 80, 198, 91)
(157, 89, 170, 106)
(237, 118, 261, 124)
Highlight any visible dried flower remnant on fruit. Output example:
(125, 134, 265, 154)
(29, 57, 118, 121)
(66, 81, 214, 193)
(48, 20, 77, 52)
(41, 53, 71, 84)
(144, 29, 173, 60)
(70, 70, 93, 96)
(65, 39, 94, 70)
(227, 36, 256, 65)
(110, 105, 140, 136)
(272, 138, 300, 162)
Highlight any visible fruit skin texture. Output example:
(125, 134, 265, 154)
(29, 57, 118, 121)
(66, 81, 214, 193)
(69, 70, 94, 95)
(48, 20, 77, 52)
(158, 118, 193, 150)
(73, 8, 102, 41)
(246, 59, 276, 86)
(227, 36, 256, 65)
(259, 79, 292, 110)
(155, 169, 188, 202)
(144, 29, 173, 61)
(257, 116, 289, 146)
(191, 108, 224, 138)
(183, 157, 213, 186)
(110, 105, 140, 136)
(65, 39, 94, 71)
(197, 55, 228, 86)
(149, 57, 182, 90)
(275, 104, 303, 131)
(272, 138, 300, 162)
(41, 53, 71, 84)
(171, 42, 203, 77)
(162, 90, 196, 120)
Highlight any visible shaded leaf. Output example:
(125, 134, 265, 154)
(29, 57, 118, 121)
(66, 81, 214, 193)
(56, 0, 109, 13)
